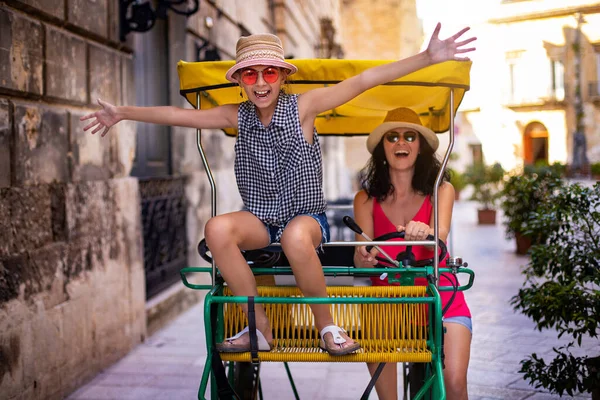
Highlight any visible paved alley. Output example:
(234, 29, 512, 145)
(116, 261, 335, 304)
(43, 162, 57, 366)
(67, 201, 597, 400)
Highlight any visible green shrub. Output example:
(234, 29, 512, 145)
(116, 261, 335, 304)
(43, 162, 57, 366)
(500, 167, 563, 240)
(549, 161, 567, 177)
(448, 168, 467, 193)
(464, 162, 505, 210)
(511, 183, 600, 396)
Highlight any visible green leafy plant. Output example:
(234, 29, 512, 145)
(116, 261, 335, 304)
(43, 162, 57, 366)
(448, 168, 467, 194)
(500, 166, 563, 240)
(464, 162, 505, 209)
(511, 183, 600, 396)
(591, 162, 600, 177)
(549, 161, 567, 177)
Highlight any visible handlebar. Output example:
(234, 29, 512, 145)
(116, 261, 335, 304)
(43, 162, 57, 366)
(343, 216, 448, 268)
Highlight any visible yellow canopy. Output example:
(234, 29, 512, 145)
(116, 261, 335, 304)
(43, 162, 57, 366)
(178, 59, 471, 136)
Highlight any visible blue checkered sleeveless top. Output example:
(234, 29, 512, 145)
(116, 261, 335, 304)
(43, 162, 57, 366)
(234, 93, 326, 227)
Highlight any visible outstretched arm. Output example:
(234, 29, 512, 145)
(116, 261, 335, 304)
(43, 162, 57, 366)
(81, 99, 238, 137)
(299, 23, 476, 120)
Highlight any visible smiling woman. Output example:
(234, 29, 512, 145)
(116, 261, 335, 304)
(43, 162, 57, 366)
(367, 107, 440, 154)
(354, 106, 470, 400)
(362, 107, 449, 202)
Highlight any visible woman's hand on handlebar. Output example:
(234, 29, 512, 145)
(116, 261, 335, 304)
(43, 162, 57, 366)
(354, 245, 379, 268)
(397, 221, 432, 241)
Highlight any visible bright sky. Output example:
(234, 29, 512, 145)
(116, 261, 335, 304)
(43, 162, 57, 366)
(415, 0, 505, 111)
(416, 0, 503, 42)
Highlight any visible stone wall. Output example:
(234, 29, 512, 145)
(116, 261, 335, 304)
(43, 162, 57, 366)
(340, 0, 422, 60)
(0, 0, 347, 398)
(0, 1, 143, 399)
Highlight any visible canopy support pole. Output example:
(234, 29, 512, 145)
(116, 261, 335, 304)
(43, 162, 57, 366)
(433, 89, 456, 286)
(196, 91, 218, 286)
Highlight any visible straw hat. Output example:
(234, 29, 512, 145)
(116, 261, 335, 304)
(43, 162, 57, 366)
(225, 33, 298, 83)
(366, 108, 439, 153)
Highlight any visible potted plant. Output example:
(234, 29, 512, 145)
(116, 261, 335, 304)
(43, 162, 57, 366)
(500, 165, 563, 254)
(448, 168, 467, 201)
(464, 162, 505, 224)
(549, 161, 567, 177)
(511, 182, 600, 398)
(591, 162, 600, 180)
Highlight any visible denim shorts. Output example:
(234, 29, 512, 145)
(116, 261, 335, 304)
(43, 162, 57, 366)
(443, 316, 473, 335)
(264, 212, 330, 246)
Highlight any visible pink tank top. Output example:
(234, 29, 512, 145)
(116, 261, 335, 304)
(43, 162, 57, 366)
(371, 196, 471, 318)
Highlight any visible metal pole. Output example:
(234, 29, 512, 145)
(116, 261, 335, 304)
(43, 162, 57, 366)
(433, 90, 456, 285)
(196, 92, 218, 286)
(572, 12, 588, 173)
(448, 219, 454, 256)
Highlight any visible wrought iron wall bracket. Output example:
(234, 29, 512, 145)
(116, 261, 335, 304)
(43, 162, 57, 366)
(120, 0, 200, 42)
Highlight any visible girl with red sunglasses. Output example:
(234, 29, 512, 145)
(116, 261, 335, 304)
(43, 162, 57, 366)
(81, 24, 476, 356)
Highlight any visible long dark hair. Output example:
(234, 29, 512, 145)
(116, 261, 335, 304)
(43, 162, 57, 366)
(360, 134, 450, 202)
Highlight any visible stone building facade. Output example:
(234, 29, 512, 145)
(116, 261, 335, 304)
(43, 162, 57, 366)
(0, 0, 343, 399)
(451, 0, 600, 172)
(339, 0, 423, 183)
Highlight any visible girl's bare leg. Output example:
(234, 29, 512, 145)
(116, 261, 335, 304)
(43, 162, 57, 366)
(204, 211, 271, 346)
(280, 215, 358, 350)
(366, 363, 397, 400)
(443, 322, 471, 400)
(365, 317, 398, 399)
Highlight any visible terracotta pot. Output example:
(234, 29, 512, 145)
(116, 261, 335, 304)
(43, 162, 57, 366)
(515, 231, 532, 255)
(477, 209, 496, 225)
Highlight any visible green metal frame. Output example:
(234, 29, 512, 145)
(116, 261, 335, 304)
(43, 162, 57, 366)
(180, 266, 475, 292)
(181, 266, 474, 400)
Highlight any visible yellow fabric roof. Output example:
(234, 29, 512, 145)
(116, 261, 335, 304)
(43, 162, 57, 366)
(178, 59, 471, 136)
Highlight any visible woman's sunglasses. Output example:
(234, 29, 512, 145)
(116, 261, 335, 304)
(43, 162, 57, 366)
(385, 131, 418, 144)
(240, 67, 280, 85)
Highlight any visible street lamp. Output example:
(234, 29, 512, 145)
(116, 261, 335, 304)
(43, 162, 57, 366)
(119, 0, 200, 42)
(572, 12, 589, 173)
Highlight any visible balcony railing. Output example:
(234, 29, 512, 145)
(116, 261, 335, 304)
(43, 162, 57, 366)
(502, 86, 566, 106)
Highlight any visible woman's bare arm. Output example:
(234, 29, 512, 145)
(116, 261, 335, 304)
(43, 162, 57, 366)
(298, 24, 475, 122)
(428, 182, 455, 242)
(81, 99, 238, 136)
(353, 190, 379, 268)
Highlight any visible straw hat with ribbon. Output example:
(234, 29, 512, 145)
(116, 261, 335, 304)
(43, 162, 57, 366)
(366, 107, 439, 153)
(225, 33, 298, 83)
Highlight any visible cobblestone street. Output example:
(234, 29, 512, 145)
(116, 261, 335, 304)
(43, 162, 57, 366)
(67, 201, 597, 400)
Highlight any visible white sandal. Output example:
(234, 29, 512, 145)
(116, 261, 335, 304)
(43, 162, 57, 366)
(319, 325, 361, 356)
(215, 326, 273, 353)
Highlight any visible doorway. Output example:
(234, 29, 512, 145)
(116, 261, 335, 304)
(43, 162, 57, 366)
(523, 122, 549, 165)
(130, 17, 188, 300)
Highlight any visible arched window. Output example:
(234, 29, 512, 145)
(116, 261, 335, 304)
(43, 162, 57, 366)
(523, 122, 549, 165)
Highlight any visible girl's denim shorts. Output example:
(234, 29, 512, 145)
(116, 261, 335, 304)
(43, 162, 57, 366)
(264, 212, 330, 246)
